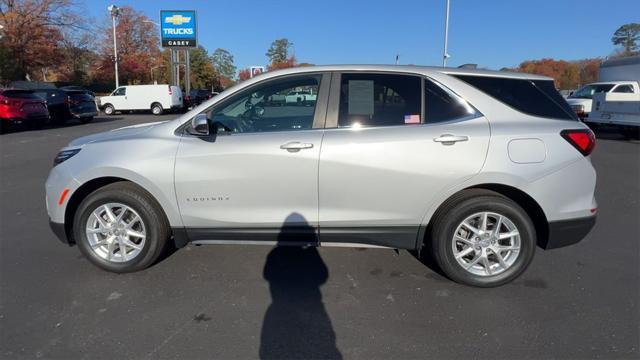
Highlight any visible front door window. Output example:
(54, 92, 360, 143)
(204, 75, 321, 134)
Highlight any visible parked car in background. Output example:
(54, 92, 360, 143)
(184, 89, 214, 109)
(46, 65, 597, 288)
(64, 90, 98, 124)
(32, 88, 98, 124)
(567, 81, 639, 119)
(0, 89, 49, 133)
(32, 88, 68, 123)
(99, 85, 183, 115)
(285, 90, 317, 105)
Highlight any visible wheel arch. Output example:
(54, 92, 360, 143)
(63, 177, 180, 246)
(418, 184, 549, 250)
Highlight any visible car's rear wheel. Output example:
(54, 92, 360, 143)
(151, 103, 163, 115)
(428, 190, 536, 287)
(73, 182, 170, 273)
(103, 104, 115, 116)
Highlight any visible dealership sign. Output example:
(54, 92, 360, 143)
(160, 10, 197, 47)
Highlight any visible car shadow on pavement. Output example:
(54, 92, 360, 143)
(259, 213, 342, 360)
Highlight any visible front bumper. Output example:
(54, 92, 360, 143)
(49, 219, 71, 245)
(541, 215, 596, 249)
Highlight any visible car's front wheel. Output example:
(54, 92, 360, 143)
(428, 190, 536, 287)
(73, 182, 170, 273)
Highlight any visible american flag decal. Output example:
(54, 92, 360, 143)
(404, 114, 420, 124)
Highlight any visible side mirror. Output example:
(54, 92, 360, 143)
(190, 114, 209, 136)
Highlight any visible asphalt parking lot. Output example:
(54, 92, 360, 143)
(0, 115, 638, 359)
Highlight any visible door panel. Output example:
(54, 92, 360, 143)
(318, 72, 490, 248)
(175, 130, 323, 228)
(174, 73, 330, 243)
(319, 118, 489, 239)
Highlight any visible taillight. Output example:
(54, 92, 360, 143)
(168, 86, 173, 95)
(561, 129, 596, 156)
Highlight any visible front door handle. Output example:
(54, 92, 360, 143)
(434, 134, 469, 145)
(280, 141, 314, 152)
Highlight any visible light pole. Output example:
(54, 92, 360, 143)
(150, 65, 165, 83)
(108, 5, 120, 88)
(442, 0, 451, 67)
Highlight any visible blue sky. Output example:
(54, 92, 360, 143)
(83, 0, 640, 71)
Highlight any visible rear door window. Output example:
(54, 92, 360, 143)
(424, 79, 478, 123)
(338, 73, 421, 127)
(453, 75, 576, 120)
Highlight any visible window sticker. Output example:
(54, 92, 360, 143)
(404, 114, 420, 124)
(348, 80, 374, 115)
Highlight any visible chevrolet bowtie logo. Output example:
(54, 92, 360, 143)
(164, 15, 191, 25)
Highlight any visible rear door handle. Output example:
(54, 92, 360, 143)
(434, 134, 469, 145)
(280, 141, 314, 152)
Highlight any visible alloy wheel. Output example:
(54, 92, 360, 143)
(85, 203, 146, 262)
(451, 211, 521, 276)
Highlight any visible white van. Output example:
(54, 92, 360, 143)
(100, 85, 183, 115)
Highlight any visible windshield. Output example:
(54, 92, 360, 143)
(569, 84, 615, 99)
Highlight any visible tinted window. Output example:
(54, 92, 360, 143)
(205, 75, 321, 134)
(454, 75, 576, 120)
(613, 85, 634, 93)
(338, 74, 421, 127)
(2, 90, 40, 99)
(424, 79, 478, 123)
(112, 87, 126, 96)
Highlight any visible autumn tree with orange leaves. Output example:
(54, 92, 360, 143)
(0, 0, 85, 82)
(505, 58, 601, 90)
(93, 6, 160, 86)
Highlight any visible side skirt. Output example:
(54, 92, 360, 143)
(174, 225, 419, 250)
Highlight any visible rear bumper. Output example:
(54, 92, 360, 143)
(71, 111, 98, 118)
(49, 219, 71, 245)
(1, 115, 49, 124)
(541, 215, 596, 249)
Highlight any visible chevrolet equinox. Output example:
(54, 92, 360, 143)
(46, 65, 597, 287)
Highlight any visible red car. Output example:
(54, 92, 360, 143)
(0, 89, 50, 133)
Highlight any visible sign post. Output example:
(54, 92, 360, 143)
(160, 10, 197, 94)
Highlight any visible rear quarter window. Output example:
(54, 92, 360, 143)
(453, 75, 577, 121)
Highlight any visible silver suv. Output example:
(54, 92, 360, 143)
(46, 65, 597, 287)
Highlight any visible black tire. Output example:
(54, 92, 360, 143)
(73, 182, 171, 273)
(428, 189, 536, 287)
(103, 104, 115, 116)
(151, 103, 163, 115)
(79, 116, 93, 124)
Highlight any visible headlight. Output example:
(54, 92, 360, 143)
(571, 104, 585, 112)
(53, 148, 81, 166)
